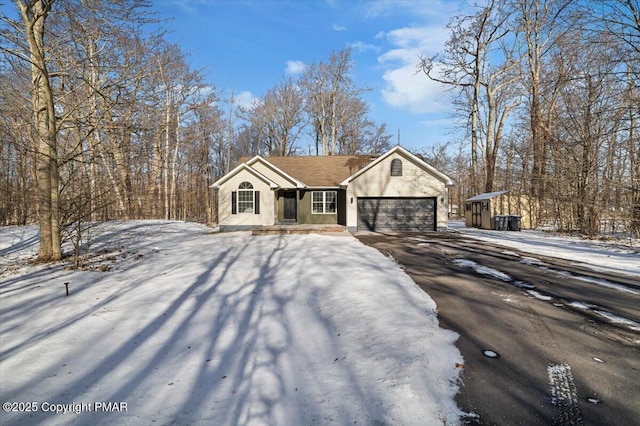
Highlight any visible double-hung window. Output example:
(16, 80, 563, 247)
(312, 191, 337, 214)
(237, 181, 254, 213)
(231, 181, 260, 215)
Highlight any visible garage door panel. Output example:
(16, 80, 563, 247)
(357, 197, 436, 232)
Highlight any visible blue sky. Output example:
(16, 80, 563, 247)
(153, 0, 471, 153)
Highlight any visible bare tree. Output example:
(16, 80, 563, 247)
(600, 0, 640, 237)
(2, 0, 62, 261)
(1, 0, 161, 258)
(512, 0, 574, 210)
(241, 77, 305, 156)
(153, 42, 210, 219)
(301, 48, 369, 155)
(0, 65, 36, 225)
(421, 141, 470, 219)
(420, 0, 520, 194)
(1, 0, 235, 237)
(548, 31, 619, 234)
(336, 96, 392, 155)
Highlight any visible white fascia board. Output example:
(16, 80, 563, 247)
(246, 156, 307, 188)
(210, 162, 247, 188)
(210, 163, 279, 189)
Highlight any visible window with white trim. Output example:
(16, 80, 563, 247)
(238, 181, 254, 213)
(312, 191, 337, 214)
(390, 158, 402, 176)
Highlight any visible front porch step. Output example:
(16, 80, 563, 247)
(252, 224, 347, 236)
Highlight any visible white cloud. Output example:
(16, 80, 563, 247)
(378, 47, 415, 64)
(377, 25, 451, 114)
(234, 91, 259, 109)
(381, 65, 448, 114)
(349, 41, 381, 54)
(385, 26, 448, 52)
(332, 24, 346, 31)
(285, 60, 306, 76)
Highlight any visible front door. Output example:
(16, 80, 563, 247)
(283, 192, 297, 221)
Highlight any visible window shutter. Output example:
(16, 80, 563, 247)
(231, 191, 237, 214)
(254, 191, 260, 214)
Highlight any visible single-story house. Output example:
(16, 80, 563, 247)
(464, 190, 538, 230)
(211, 145, 456, 232)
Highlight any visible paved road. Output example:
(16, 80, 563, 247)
(354, 232, 640, 426)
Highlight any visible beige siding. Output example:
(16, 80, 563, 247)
(482, 203, 492, 230)
(250, 161, 298, 188)
(217, 169, 275, 227)
(346, 152, 449, 230)
(491, 195, 538, 230)
(464, 203, 472, 227)
(465, 195, 539, 230)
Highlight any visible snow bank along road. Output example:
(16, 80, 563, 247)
(0, 221, 463, 425)
(355, 231, 640, 425)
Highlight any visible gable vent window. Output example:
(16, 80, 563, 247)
(232, 181, 260, 214)
(390, 159, 403, 176)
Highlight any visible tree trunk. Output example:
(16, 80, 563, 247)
(164, 92, 172, 220)
(170, 110, 181, 219)
(630, 80, 640, 238)
(18, 0, 62, 261)
(520, 0, 548, 220)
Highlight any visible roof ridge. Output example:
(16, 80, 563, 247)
(264, 154, 374, 159)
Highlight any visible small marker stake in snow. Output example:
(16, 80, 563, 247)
(64, 282, 69, 296)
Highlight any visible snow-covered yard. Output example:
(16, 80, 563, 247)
(0, 221, 463, 425)
(451, 220, 639, 278)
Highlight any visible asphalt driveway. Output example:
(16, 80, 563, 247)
(354, 232, 640, 426)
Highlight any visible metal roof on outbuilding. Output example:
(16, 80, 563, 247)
(466, 190, 510, 202)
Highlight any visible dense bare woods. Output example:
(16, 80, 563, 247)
(0, 1, 392, 259)
(422, 0, 640, 237)
(1, 0, 220, 257)
(1, 0, 639, 261)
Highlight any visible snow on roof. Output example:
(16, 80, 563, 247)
(466, 190, 510, 202)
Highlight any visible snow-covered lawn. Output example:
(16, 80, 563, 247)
(0, 221, 463, 425)
(451, 221, 640, 278)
